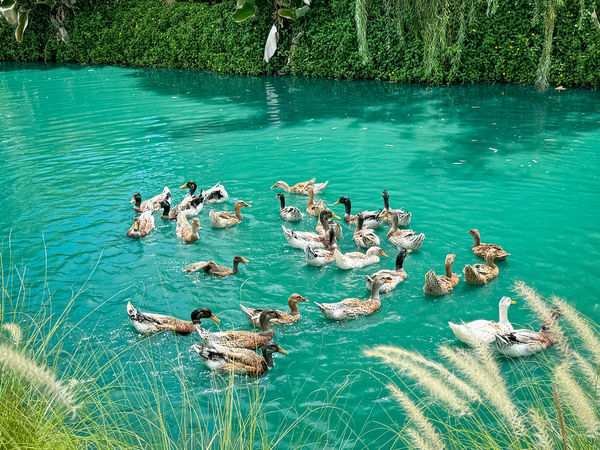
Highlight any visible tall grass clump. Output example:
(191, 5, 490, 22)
(366, 281, 600, 448)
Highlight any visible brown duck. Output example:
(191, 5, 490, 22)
(183, 255, 249, 276)
(468, 229, 510, 261)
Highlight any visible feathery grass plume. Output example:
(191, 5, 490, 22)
(3, 322, 22, 345)
(365, 347, 469, 414)
(0, 343, 78, 416)
(552, 295, 600, 366)
(553, 384, 568, 450)
(569, 351, 600, 397)
(406, 427, 438, 450)
(367, 345, 481, 403)
(514, 281, 569, 355)
(355, 0, 369, 63)
(555, 363, 599, 438)
(387, 383, 445, 449)
(529, 407, 553, 449)
(440, 346, 525, 436)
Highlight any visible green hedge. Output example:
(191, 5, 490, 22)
(1, 0, 599, 87)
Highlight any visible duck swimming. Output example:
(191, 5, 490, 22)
(305, 185, 329, 217)
(126, 203, 157, 239)
(315, 208, 342, 239)
(385, 211, 425, 250)
(381, 190, 412, 226)
(333, 196, 383, 229)
(305, 229, 337, 266)
(176, 213, 202, 243)
(271, 178, 328, 195)
(366, 248, 410, 293)
(448, 296, 515, 347)
(334, 246, 387, 270)
(493, 310, 560, 357)
(194, 309, 281, 350)
(130, 187, 170, 213)
(463, 251, 499, 285)
(241, 293, 310, 327)
(315, 277, 393, 320)
(127, 303, 219, 335)
(184, 255, 249, 276)
(193, 341, 288, 377)
(209, 200, 251, 228)
(353, 213, 380, 249)
(276, 192, 304, 222)
(423, 253, 459, 296)
(468, 229, 510, 261)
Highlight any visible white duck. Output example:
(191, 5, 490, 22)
(448, 296, 516, 347)
(276, 192, 303, 222)
(334, 246, 387, 270)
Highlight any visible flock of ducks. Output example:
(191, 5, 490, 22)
(125, 178, 558, 377)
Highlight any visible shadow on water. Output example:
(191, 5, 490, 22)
(127, 66, 600, 168)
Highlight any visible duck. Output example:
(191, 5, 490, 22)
(240, 293, 310, 327)
(448, 296, 516, 347)
(165, 181, 204, 219)
(126, 203, 157, 239)
(194, 309, 280, 350)
(130, 187, 170, 213)
(271, 178, 328, 195)
(176, 212, 202, 243)
(423, 253, 459, 296)
(193, 341, 288, 377)
(281, 212, 336, 250)
(158, 199, 172, 221)
(493, 309, 561, 357)
(366, 248, 410, 293)
(333, 196, 383, 229)
(127, 302, 220, 335)
(315, 276, 393, 320)
(184, 255, 248, 276)
(381, 190, 412, 226)
(463, 251, 499, 285)
(305, 185, 329, 216)
(276, 192, 303, 222)
(467, 229, 510, 261)
(209, 200, 251, 228)
(353, 213, 380, 249)
(334, 246, 387, 270)
(202, 181, 229, 204)
(305, 229, 337, 266)
(385, 210, 425, 250)
(315, 208, 342, 239)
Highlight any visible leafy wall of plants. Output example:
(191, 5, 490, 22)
(0, 0, 599, 88)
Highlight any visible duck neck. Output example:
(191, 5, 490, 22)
(485, 254, 497, 269)
(370, 283, 381, 301)
(343, 199, 351, 216)
(395, 254, 406, 271)
(382, 194, 391, 212)
(444, 258, 454, 278)
(134, 197, 142, 209)
(161, 203, 170, 219)
(278, 195, 286, 210)
(262, 348, 275, 367)
(191, 222, 200, 234)
(471, 230, 481, 247)
(234, 203, 244, 220)
(279, 182, 290, 192)
(232, 259, 240, 274)
(307, 189, 315, 207)
(388, 215, 399, 237)
(356, 216, 364, 231)
(259, 316, 273, 331)
(498, 306, 510, 326)
(289, 299, 300, 315)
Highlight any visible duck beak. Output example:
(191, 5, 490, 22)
(511, 301, 517, 305)
(179, 183, 189, 189)
(451, 253, 456, 257)
(242, 258, 249, 264)
(333, 201, 340, 205)
(385, 279, 393, 283)
(331, 213, 341, 220)
(380, 212, 387, 217)
(270, 183, 278, 189)
(198, 226, 203, 230)
(129, 197, 135, 204)
(407, 249, 413, 253)
(210, 314, 220, 323)
(380, 250, 388, 257)
(276, 346, 289, 355)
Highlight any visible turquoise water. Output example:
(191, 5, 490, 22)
(1, 62, 600, 446)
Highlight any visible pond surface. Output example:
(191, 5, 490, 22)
(1, 62, 599, 447)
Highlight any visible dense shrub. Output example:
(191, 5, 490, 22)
(0, 0, 599, 87)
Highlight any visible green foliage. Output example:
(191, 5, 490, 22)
(0, 0, 598, 87)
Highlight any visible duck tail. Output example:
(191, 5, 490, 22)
(314, 302, 327, 313)
(305, 245, 317, 260)
(240, 304, 256, 320)
(423, 269, 443, 295)
(126, 301, 137, 319)
(192, 343, 209, 359)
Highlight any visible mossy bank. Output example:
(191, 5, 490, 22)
(1, 0, 599, 87)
